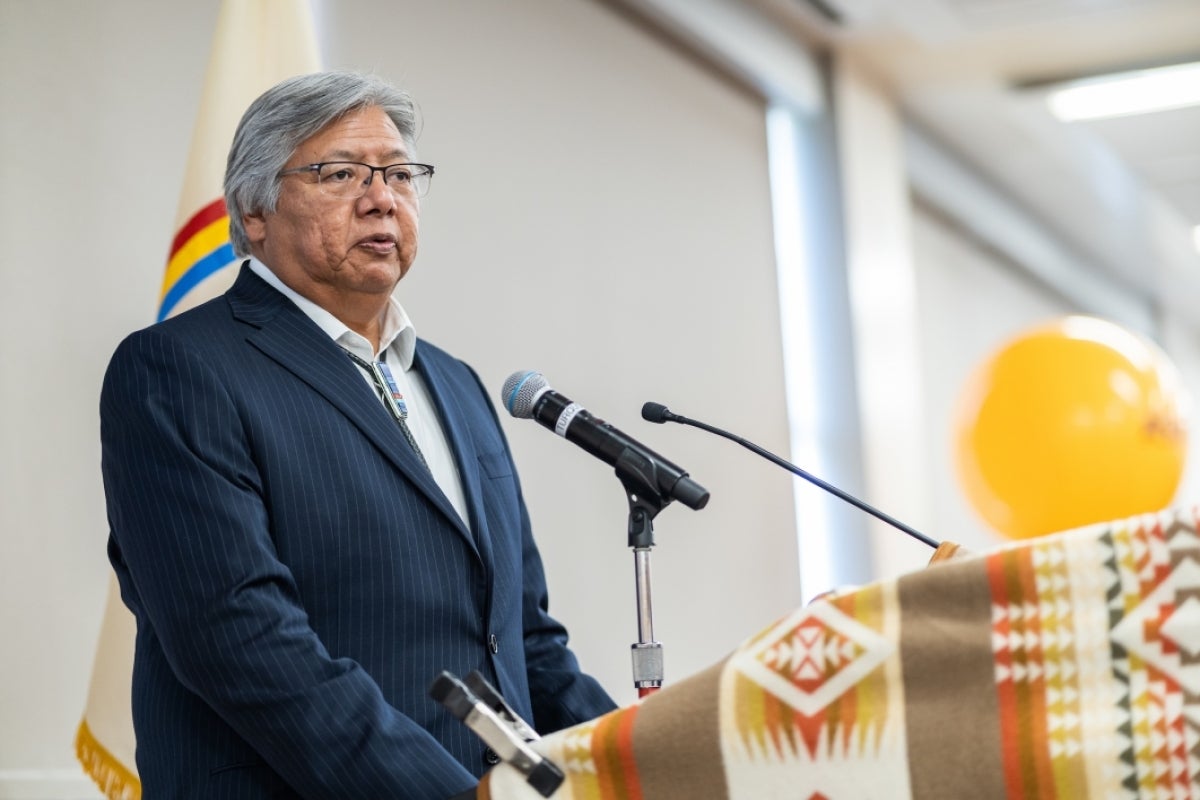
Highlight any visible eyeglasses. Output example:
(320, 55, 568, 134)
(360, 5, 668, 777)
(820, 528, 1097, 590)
(278, 161, 435, 199)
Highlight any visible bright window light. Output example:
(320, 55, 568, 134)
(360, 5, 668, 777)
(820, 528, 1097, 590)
(1193, 224, 1200, 255)
(1047, 62, 1200, 121)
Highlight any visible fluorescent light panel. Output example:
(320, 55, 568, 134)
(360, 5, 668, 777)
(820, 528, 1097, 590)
(1047, 61, 1200, 121)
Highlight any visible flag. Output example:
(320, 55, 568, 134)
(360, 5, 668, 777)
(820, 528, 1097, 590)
(77, 2, 320, 796)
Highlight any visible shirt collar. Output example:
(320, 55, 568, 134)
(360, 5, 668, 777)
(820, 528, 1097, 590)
(247, 257, 417, 370)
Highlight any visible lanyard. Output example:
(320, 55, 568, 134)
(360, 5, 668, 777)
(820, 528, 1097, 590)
(343, 348, 428, 469)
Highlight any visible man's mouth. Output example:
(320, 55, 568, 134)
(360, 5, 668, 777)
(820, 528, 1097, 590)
(357, 233, 397, 253)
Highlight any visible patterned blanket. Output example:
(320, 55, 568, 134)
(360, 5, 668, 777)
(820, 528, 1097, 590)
(480, 506, 1200, 799)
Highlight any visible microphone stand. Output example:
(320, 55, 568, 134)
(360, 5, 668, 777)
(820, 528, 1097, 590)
(642, 403, 940, 550)
(612, 449, 674, 698)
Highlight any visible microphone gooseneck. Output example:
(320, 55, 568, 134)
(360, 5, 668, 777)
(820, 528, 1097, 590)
(641, 402, 939, 549)
(502, 372, 709, 510)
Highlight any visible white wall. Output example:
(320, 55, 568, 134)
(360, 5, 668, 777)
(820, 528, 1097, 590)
(910, 203, 1075, 552)
(1151, 312, 1200, 506)
(833, 56, 938, 577)
(0, 0, 795, 793)
(1, 1, 216, 796)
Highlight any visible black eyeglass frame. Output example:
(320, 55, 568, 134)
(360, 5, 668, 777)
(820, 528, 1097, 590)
(278, 161, 436, 197)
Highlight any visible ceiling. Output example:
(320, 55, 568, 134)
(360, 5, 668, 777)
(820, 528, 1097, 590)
(743, 0, 1200, 331)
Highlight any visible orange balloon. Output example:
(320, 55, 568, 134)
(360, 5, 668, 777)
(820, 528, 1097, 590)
(954, 316, 1189, 540)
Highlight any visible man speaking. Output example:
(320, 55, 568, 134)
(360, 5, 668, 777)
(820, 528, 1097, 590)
(100, 71, 615, 799)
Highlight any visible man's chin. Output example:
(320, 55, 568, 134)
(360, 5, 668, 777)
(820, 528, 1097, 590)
(350, 261, 409, 294)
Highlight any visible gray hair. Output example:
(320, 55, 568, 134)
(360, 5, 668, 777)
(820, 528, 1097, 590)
(224, 71, 418, 256)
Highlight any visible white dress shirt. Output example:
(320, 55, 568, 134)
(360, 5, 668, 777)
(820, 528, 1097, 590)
(248, 257, 470, 529)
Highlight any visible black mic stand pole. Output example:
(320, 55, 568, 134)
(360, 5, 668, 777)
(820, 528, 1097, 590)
(612, 449, 676, 698)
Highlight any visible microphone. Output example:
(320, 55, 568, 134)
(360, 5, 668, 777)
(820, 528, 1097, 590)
(502, 372, 709, 510)
(642, 402, 938, 549)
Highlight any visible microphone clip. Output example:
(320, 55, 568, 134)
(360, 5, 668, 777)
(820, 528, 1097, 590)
(614, 448, 672, 548)
(429, 670, 564, 798)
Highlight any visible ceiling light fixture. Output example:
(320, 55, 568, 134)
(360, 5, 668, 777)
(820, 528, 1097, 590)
(1046, 61, 1200, 121)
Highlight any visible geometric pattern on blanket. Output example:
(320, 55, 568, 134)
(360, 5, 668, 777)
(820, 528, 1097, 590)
(480, 506, 1200, 799)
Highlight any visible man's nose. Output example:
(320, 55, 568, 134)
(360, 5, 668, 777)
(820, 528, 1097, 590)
(359, 169, 396, 211)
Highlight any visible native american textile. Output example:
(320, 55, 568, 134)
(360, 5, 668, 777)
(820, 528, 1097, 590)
(481, 506, 1200, 799)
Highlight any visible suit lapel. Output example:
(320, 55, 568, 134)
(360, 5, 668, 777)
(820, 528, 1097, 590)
(224, 266, 476, 551)
(414, 344, 492, 565)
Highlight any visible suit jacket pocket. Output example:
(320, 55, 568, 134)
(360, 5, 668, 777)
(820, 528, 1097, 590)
(202, 759, 300, 799)
(478, 450, 513, 479)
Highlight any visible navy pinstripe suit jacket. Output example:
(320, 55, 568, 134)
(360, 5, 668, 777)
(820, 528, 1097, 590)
(101, 265, 615, 799)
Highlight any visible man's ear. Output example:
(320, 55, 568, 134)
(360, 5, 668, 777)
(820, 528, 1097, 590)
(243, 211, 267, 245)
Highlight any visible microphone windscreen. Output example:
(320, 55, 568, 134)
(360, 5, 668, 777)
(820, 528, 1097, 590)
(501, 370, 550, 419)
(641, 402, 670, 423)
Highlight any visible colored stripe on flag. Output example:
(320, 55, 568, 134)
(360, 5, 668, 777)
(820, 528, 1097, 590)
(158, 198, 235, 321)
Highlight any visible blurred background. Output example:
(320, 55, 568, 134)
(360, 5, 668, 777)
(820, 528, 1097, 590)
(2, 0, 1199, 795)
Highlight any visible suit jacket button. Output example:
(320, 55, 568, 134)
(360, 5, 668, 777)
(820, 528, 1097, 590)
(484, 747, 501, 765)
(488, 633, 499, 654)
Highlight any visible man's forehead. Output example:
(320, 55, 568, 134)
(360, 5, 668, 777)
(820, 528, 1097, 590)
(299, 107, 409, 155)
(320, 146, 410, 161)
